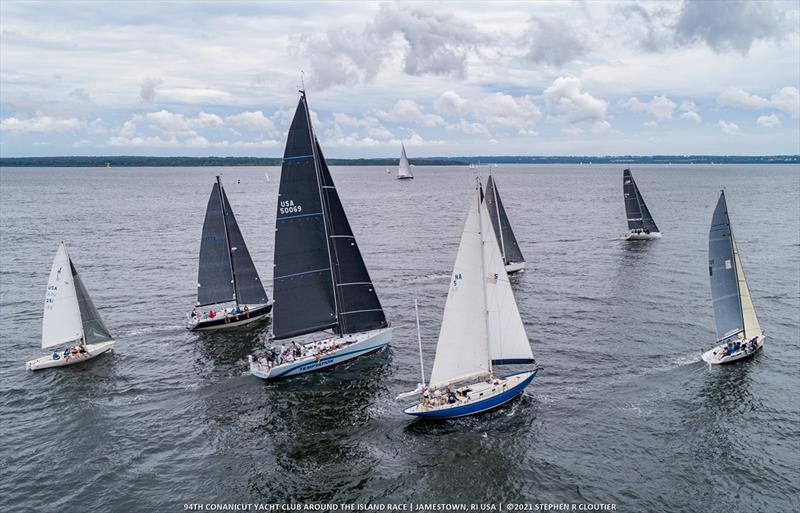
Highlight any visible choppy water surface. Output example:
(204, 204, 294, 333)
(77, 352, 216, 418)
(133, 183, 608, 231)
(1, 164, 798, 512)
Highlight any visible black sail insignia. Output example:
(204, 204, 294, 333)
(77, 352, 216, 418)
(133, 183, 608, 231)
(197, 180, 236, 306)
(71, 260, 113, 343)
(484, 175, 525, 265)
(220, 187, 268, 305)
(623, 168, 659, 233)
(272, 96, 337, 339)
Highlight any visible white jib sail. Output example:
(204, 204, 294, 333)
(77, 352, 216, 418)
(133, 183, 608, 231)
(480, 198, 533, 364)
(732, 234, 762, 339)
(398, 144, 412, 178)
(41, 242, 83, 349)
(428, 190, 490, 389)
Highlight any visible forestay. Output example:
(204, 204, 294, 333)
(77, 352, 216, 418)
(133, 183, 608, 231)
(42, 243, 83, 349)
(484, 175, 525, 265)
(623, 169, 659, 232)
(708, 191, 744, 341)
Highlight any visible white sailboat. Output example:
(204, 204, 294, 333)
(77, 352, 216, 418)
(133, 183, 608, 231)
(26, 242, 115, 371)
(702, 190, 764, 364)
(397, 179, 538, 418)
(397, 143, 413, 180)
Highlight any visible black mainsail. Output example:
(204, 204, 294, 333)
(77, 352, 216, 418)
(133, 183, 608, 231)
(623, 168, 659, 233)
(272, 92, 388, 340)
(196, 177, 268, 307)
(484, 175, 525, 266)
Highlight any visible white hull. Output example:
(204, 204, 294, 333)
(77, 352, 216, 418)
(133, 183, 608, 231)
(702, 335, 764, 364)
(625, 231, 662, 240)
(505, 261, 525, 274)
(26, 341, 115, 371)
(249, 327, 392, 379)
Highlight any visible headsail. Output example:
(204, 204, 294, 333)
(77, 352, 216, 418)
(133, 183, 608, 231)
(484, 175, 525, 265)
(272, 92, 387, 340)
(732, 233, 762, 339)
(42, 242, 83, 349)
(398, 144, 413, 179)
(197, 180, 236, 306)
(220, 185, 268, 305)
(71, 260, 113, 344)
(623, 169, 659, 233)
(708, 191, 744, 341)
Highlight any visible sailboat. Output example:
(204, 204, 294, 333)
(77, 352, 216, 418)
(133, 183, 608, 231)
(484, 175, 525, 274)
(623, 168, 661, 240)
(397, 143, 413, 180)
(396, 179, 538, 418)
(702, 190, 764, 364)
(188, 176, 271, 331)
(26, 242, 115, 371)
(249, 91, 392, 379)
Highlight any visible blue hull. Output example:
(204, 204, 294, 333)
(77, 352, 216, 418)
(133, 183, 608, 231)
(404, 369, 538, 419)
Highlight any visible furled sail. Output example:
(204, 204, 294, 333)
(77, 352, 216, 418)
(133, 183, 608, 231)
(398, 144, 413, 179)
(484, 175, 525, 265)
(71, 260, 113, 344)
(273, 92, 387, 340)
(42, 243, 83, 349)
(623, 169, 659, 233)
(708, 191, 744, 341)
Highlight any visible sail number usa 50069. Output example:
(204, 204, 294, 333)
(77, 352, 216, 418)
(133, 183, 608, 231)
(279, 200, 302, 215)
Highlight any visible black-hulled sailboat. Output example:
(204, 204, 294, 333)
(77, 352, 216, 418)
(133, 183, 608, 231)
(702, 190, 763, 364)
(623, 168, 661, 240)
(188, 176, 271, 331)
(484, 175, 525, 274)
(249, 91, 391, 379)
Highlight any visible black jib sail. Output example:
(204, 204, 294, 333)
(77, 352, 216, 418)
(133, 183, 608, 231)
(272, 92, 387, 340)
(196, 177, 267, 307)
(623, 169, 659, 233)
(484, 175, 525, 265)
(71, 260, 113, 343)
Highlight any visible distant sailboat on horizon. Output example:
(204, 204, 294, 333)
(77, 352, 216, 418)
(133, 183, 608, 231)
(26, 242, 115, 371)
(702, 190, 764, 364)
(484, 175, 526, 274)
(250, 90, 392, 380)
(397, 178, 538, 418)
(397, 143, 413, 180)
(623, 168, 661, 240)
(188, 176, 271, 331)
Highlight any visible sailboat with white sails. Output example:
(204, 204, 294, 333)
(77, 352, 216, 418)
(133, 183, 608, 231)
(623, 168, 661, 240)
(188, 176, 271, 331)
(702, 190, 764, 364)
(249, 91, 392, 380)
(484, 175, 525, 274)
(396, 179, 538, 418)
(397, 143, 413, 180)
(26, 242, 115, 371)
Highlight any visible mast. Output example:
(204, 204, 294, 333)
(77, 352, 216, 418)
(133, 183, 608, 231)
(216, 176, 238, 305)
(475, 179, 493, 376)
(303, 91, 342, 335)
(490, 176, 506, 263)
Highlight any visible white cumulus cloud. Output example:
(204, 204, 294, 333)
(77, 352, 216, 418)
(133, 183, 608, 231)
(718, 120, 741, 135)
(544, 77, 607, 124)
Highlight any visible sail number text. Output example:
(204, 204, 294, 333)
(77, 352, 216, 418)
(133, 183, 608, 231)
(280, 200, 302, 215)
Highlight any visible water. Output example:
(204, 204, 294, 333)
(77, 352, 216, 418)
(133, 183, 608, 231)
(1, 164, 798, 511)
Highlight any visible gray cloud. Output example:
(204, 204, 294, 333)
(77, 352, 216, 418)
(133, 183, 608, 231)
(140, 77, 162, 103)
(523, 17, 587, 66)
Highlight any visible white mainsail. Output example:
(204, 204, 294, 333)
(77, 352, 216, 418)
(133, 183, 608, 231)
(41, 242, 83, 349)
(398, 144, 413, 179)
(732, 234, 762, 339)
(428, 190, 491, 388)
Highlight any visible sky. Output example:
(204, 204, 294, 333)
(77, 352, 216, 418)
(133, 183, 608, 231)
(0, 0, 799, 158)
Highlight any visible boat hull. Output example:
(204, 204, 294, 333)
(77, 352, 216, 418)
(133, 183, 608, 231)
(26, 341, 115, 371)
(397, 176, 413, 180)
(702, 335, 764, 364)
(624, 231, 662, 241)
(249, 327, 392, 380)
(505, 261, 525, 274)
(188, 303, 271, 331)
(403, 369, 538, 418)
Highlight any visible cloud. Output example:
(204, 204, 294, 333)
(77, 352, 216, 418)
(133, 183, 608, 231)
(107, 135, 180, 147)
(225, 111, 275, 132)
(591, 120, 612, 134)
(477, 92, 541, 128)
(623, 95, 677, 120)
(718, 120, 741, 135)
(377, 99, 444, 126)
(292, 28, 386, 89)
(718, 86, 799, 117)
(446, 119, 490, 136)
(523, 17, 587, 66)
(144, 110, 223, 135)
(140, 77, 162, 103)
(434, 90, 469, 118)
(69, 88, 91, 103)
(756, 114, 780, 128)
(331, 113, 393, 139)
(680, 110, 702, 123)
(0, 114, 84, 133)
(544, 77, 607, 123)
(119, 119, 136, 137)
(675, 0, 790, 54)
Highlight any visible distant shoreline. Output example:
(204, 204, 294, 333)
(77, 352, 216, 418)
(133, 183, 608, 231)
(0, 155, 797, 167)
